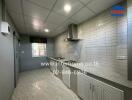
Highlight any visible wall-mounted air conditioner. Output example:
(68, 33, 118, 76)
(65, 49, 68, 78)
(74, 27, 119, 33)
(1, 21, 10, 35)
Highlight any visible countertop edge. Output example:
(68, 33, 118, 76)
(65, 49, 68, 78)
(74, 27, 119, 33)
(48, 57, 132, 89)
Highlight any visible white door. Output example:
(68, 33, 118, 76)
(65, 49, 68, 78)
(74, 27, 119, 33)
(57, 62, 62, 79)
(102, 83, 124, 100)
(53, 61, 58, 75)
(13, 34, 20, 87)
(50, 60, 58, 75)
(77, 72, 124, 100)
(62, 65, 71, 88)
(50, 60, 54, 72)
(92, 79, 103, 100)
(77, 72, 93, 100)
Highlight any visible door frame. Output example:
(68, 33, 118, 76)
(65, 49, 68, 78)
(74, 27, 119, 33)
(13, 31, 20, 87)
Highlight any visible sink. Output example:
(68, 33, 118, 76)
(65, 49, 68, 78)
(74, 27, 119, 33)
(54, 57, 65, 60)
(64, 60, 77, 63)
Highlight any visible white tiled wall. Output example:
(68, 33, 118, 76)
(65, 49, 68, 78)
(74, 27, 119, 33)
(78, 8, 128, 76)
(54, 5, 132, 88)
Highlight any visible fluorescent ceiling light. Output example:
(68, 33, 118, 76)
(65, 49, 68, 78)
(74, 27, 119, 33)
(44, 29, 49, 33)
(33, 20, 39, 26)
(64, 4, 71, 13)
(33, 19, 40, 30)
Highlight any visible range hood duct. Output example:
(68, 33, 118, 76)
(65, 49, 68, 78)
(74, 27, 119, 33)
(67, 24, 80, 41)
(2, 0, 6, 21)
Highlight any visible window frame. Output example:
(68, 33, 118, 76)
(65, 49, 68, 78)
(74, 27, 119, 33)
(31, 43, 47, 57)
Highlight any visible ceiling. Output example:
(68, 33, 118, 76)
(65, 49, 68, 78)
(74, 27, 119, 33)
(5, 0, 119, 37)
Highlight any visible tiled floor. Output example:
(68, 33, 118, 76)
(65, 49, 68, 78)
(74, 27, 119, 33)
(11, 68, 80, 100)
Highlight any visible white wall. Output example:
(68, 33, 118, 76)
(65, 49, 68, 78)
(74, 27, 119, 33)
(0, 1, 18, 100)
(20, 36, 54, 72)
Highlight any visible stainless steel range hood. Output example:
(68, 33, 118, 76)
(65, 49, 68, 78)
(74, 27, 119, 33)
(67, 24, 80, 41)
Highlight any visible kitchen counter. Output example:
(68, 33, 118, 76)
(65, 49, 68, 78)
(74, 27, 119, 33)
(49, 57, 132, 89)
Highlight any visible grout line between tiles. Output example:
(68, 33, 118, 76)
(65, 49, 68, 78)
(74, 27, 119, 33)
(26, 0, 50, 10)
(78, 0, 96, 14)
(43, 0, 58, 23)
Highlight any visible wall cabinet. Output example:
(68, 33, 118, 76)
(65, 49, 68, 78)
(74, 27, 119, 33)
(77, 72, 124, 100)
(62, 65, 71, 88)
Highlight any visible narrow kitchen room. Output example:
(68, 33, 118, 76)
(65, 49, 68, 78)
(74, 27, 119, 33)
(0, 0, 132, 100)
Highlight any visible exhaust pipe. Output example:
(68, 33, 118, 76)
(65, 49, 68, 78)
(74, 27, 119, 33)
(2, 0, 6, 21)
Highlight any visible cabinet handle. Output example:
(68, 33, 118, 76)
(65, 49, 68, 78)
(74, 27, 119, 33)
(92, 85, 95, 92)
(90, 83, 92, 90)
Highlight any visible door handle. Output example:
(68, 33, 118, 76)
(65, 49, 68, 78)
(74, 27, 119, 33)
(90, 83, 92, 90)
(92, 85, 95, 92)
